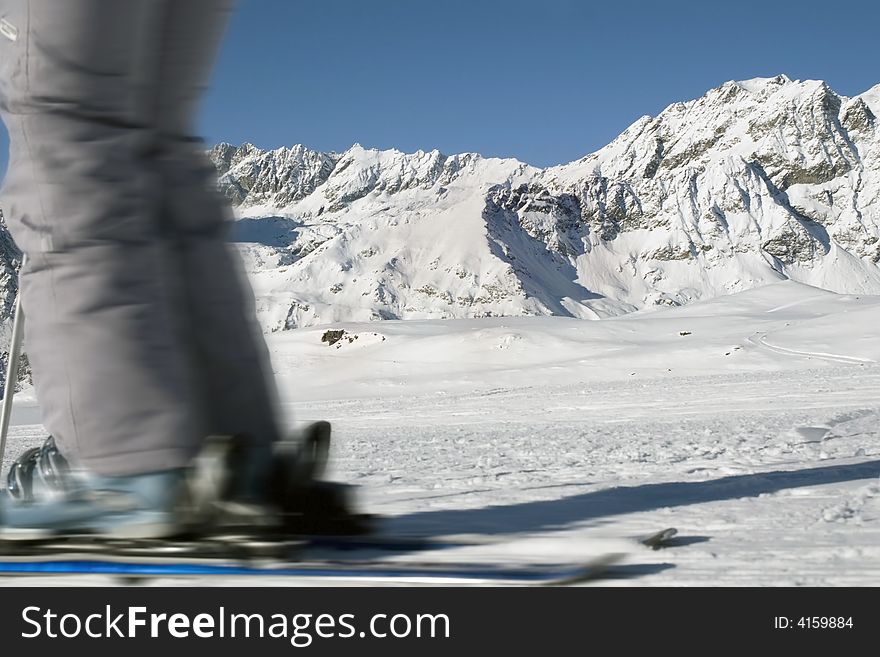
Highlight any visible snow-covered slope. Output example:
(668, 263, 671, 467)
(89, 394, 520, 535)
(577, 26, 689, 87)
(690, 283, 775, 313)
(8, 279, 880, 585)
(212, 75, 880, 330)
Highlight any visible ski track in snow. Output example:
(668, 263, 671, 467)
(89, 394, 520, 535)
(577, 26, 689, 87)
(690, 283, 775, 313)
(747, 332, 876, 365)
(3, 281, 880, 586)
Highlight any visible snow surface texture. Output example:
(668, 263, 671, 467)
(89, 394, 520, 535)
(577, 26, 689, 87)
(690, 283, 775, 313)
(3, 281, 880, 585)
(210, 75, 880, 331)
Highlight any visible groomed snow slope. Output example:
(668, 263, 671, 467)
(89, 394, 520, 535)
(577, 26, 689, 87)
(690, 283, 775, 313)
(4, 280, 880, 585)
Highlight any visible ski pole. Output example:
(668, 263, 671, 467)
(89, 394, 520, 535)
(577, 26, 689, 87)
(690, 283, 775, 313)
(0, 256, 26, 471)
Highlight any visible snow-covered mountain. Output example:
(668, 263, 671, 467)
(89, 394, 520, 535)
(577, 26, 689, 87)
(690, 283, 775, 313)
(214, 145, 545, 329)
(211, 75, 880, 330)
(0, 209, 28, 393)
(0, 210, 20, 321)
(541, 75, 880, 307)
(1, 76, 878, 335)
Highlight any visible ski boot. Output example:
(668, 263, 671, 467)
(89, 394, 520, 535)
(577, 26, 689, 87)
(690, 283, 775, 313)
(2, 436, 187, 540)
(180, 421, 374, 538)
(268, 421, 374, 536)
(2, 424, 372, 542)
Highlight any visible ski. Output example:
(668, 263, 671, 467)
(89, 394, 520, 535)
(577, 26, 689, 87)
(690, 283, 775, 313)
(309, 526, 679, 553)
(0, 533, 458, 563)
(0, 527, 676, 584)
(0, 527, 676, 558)
(0, 552, 624, 585)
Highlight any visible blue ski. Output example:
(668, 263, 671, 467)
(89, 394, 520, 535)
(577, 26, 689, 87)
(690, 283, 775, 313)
(0, 553, 623, 585)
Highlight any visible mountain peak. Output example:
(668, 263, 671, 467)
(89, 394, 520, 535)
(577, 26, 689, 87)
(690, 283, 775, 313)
(732, 73, 792, 92)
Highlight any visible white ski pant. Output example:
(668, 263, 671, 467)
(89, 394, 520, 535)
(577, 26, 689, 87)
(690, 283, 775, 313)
(0, 0, 281, 475)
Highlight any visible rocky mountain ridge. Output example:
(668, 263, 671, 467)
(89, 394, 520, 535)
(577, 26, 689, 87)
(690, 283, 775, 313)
(209, 75, 880, 329)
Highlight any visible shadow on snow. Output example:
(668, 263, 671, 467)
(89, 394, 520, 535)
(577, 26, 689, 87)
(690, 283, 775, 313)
(384, 459, 880, 537)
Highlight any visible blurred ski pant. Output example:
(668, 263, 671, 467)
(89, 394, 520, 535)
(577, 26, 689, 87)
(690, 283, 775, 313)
(0, 0, 281, 475)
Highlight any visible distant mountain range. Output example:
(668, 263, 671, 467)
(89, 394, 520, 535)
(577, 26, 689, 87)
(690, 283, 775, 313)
(2, 75, 879, 336)
(208, 75, 880, 330)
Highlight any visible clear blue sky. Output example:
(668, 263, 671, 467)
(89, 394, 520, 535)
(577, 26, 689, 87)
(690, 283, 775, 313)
(1, 0, 879, 178)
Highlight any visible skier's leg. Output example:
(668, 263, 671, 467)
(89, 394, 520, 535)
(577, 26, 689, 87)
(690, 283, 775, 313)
(151, 0, 283, 459)
(0, 0, 201, 475)
(149, 1, 363, 519)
